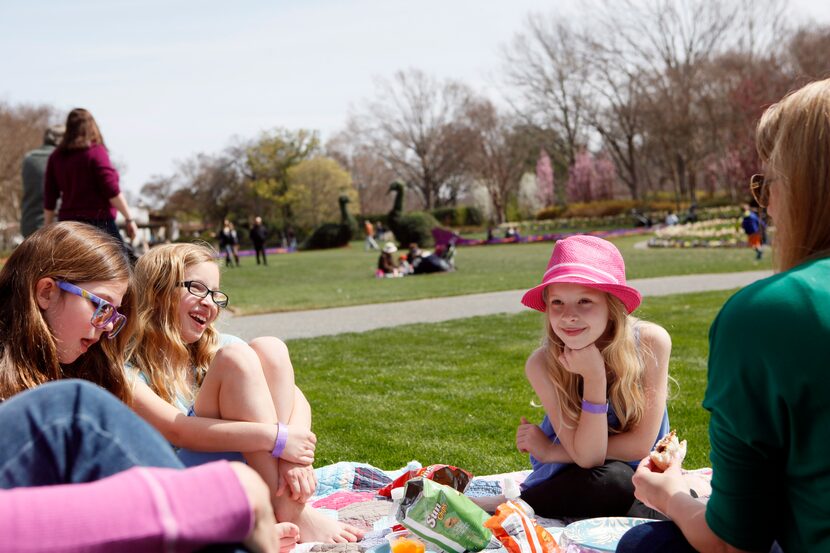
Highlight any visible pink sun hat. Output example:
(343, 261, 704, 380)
(521, 235, 642, 314)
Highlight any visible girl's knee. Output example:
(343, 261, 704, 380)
(249, 336, 289, 359)
(211, 343, 263, 378)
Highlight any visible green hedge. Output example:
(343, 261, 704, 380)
(430, 206, 483, 227)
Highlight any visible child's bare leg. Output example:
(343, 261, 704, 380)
(248, 338, 362, 542)
(249, 337, 298, 423)
(195, 344, 282, 504)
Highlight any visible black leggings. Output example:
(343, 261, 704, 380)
(520, 461, 667, 520)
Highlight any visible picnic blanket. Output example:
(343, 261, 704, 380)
(303, 461, 713, 552)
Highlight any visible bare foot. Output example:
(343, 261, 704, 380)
(276, 522, 300, 553)
(470, 493, 506, 514)
(294, 506, 364, 543)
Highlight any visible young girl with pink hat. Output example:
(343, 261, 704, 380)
(515, 234, 672, 519)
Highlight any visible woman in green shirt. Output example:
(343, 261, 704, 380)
(619, 78, 830, 552)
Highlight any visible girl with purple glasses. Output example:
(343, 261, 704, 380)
(0, 222, 298, 552)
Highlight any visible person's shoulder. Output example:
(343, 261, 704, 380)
(87, 143, 112, 161)
(721, 260, 829, 323)
(635, 320, 671, 355)
(525, 347, 548, 380)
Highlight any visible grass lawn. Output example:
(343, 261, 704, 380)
(223, 234, 770, 315)
(290, 288, 732, 474)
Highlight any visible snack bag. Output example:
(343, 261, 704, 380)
(379, 464, 473, 498)
(396, 478, 494, 553)
(484, 501, 559, 553)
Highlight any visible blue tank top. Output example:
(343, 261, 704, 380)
(521, 405, 670, 490)
(522, 322, 670, 490)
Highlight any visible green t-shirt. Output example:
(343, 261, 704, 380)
(703, 257, 830, 552)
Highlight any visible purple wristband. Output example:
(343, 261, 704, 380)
(271, 422, 288, 458)
(581, 399, 608, 414)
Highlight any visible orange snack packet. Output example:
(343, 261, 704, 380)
(484, 501, 559, 553)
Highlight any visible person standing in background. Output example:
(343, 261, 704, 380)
(364, 220, 378, 250)
(43, 108, 138, 245)
(218, 219, 237, 268)
(250, 216, 268, 265)
(230, 222, 241, 267)
(20, 125, 64, 238)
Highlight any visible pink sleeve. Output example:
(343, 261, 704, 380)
(0, 461, 253, 553)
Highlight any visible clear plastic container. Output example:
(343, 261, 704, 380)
(503, 477, 535, 516)
(386, 530, 426, 553)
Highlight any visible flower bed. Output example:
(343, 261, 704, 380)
(648, 218, 748, 248)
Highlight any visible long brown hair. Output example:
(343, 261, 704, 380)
(129, 243, 220, 405)
(756, 78, 830, 270)
(541, 291, 648, 433)
(58, 108, 105, 150)
(0, 222, 134, 401)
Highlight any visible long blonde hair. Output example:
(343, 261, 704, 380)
(129, 243, 220, 405)
(541, 291, 647, 433)
(0, 222, 134, 401)
(756, 78, 830, 271)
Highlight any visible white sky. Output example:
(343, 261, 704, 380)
(2, 0, 828, 197)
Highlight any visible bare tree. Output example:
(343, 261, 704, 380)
(466, 99, 526, 223)
(787, 25, 830, 80)
(354, 69, 477, 209)
(582, 37, 650, 199)
(326, 124, 397, 215)
(592, 0, 743, 201)
(0, 102, 57, 228)
(502, 18, 592, 170)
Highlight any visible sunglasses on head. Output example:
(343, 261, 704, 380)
(57, 281, 127, 339)
(749, 174, 770, 208)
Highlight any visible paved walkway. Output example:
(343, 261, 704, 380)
(218, 270, 772, 341)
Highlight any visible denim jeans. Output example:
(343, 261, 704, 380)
(0, 380, 181, 487)
(617, 521, 785, 553)
(0, 380, 249, 552)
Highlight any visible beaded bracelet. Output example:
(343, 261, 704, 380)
(271, 422, 288, 458)
(581, 399, 608, 414)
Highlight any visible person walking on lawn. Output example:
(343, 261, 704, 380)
(251, 216, 269, 265)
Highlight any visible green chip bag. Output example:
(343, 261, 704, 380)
(396, 477, 495, 553)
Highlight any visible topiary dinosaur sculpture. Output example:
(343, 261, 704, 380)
(300, 195, 357, 250)
(387, 180, 439, 248)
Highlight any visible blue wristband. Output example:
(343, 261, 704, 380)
(581, 399, 608, 414)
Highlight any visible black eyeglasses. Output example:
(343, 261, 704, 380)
(57, 281, 127, 338)
(178, 281, 229, 308)
(749, 174, 770, 208)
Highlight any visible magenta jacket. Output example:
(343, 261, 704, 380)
(0, 461, 253, 552)
(44, 144, 121, 221)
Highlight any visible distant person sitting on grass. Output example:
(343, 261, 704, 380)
(129, 243, 363, 543)
(377, 242, 401, 277)
(479, 235, 672, 520)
